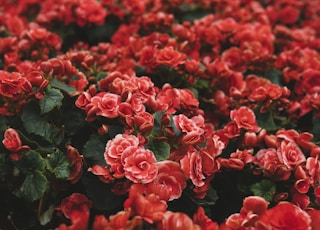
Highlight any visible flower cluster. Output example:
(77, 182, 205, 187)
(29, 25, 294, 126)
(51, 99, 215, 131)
(1, 0, 320, 229)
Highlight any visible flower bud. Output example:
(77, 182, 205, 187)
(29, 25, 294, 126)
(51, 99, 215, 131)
(244, 131, 258, 148)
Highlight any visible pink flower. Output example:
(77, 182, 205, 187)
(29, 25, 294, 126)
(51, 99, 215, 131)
(57, 193, 92, 230)
(88, 165, 114, 183)
(124, 184, 167, 224)
(257, 202, 311, 230)
(155, 47, 186, 68)
(159, 211, 201, 230)
(230, 106, 260, 132)
(254, 148, 290, 180)
(277, 141, 306, 170)
(121, 146, 158, 184)
(90, 92, 120, 119)
(173, 114, 205, 145)
(147, 160, 187, 201)
(180, 148, 205, 187)
(2, 128, 30, 160)
(105, 134, 140, 178)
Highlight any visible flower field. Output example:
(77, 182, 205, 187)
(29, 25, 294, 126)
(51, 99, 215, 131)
(1, 0, 320, 229)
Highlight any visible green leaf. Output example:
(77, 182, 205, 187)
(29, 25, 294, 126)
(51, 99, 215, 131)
(83, 134, 108, 165)
(262, 68, 283, 86)
(96, 72, 108, 82)
(39, 88, 64, 114)
(62, 107, 86, 136)
(152, 111, 164, 134)
(146, 136, 170, 161)
(255, 108, 277, 131)
(39, 205, 55, 226)
(50, 78, 77, 96)
(21, 103, 62, 144)
(15, 170, 48, 201)
(191, 187, 218, 206)
(82, 172, 125, 211)
(312, 116, 320, 142)
(250, 179, 276, 202)
(14, 150, 45, 174)
(45, 150, 70, 179)
(194, 79, 209, 89)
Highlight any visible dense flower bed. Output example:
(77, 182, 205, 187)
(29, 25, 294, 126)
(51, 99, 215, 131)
(1, 0, 320, 229)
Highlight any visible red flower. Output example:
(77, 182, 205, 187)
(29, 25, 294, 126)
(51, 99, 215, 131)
(180, 147, 205, 187)
(131, 111, 154, 133)
(230, 106, 260, 132)
(66, 145, 83, 184)
(0, 71, 32, 99)
(3, 128, 26, 152)
(88, 165, 114, 183)
(173, 114, 205, 145)
(75, 0, 107, 26)
(90, 92, 120, 119)
(277, 141, 306, 170)
(155, 46, 186, 68)
(105, 134, 140, 178)
(193, 207, 219, 230)
(57, 193, 92, 230)
(2, 128, 30, 160)
(147, 160, 187, 201)
(257, 202, 311, 230)
(158, 211, 201, 230)
(254, 148, 291, 180)
(121, 146, 158, 184)
(124, 184, 167, 224)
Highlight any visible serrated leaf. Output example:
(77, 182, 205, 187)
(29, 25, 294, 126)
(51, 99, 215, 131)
(45, 150, 70, 179)
(146, 136, 170, 161)
(39, 205, 55, 226)
(16, 170, 48, 201)
(14, 150, 45, 174)
(250, 179, 275, 202)
(50, 78, 77, 96)
(39, 88, 64, 114)
(21, 103, 62, 144)
(83, 134, 108, 165)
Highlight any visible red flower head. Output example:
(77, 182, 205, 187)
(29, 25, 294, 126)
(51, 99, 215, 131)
(180, 147, 205, 187)
(147, 160, 187, 201)
(57, 193, 92, 230)
(173, 114, 205, 145)
(88, 165, 114, 183)
(121, 146, 158, 184)
(124, 184, 167, 224)
(193, 207, 219, 230)
(66, 145, 83, 184)
(277, 141, 306, 170)
(3, 128, 27, 152)
(2, 128, 30, 160)
(158, 211, 201, 230)
(257, 202, 311, 230)
(230, 106, 260, 132)
(90, 92, 121, 119)
(105, 134, 140, 178)
(155, 46, 186, 68)
(0, 71, 32, 99)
